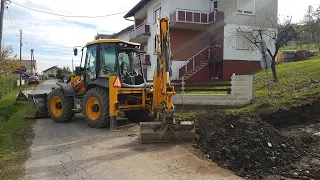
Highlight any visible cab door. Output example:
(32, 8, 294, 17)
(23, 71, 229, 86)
(84, 44, 98, 86)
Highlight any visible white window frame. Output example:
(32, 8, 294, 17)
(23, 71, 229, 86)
(153, 4, 161, 24)
(237, 0, 255, 15)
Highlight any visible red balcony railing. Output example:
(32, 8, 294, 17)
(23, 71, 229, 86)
(129, 23, 151, 41)
(169, 9, 224, 26)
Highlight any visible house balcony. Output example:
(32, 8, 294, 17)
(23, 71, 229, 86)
(169, 9, 225, 30)
(129, 23, 151, 43)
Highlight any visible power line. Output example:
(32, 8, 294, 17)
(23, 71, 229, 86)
(5, 8, 19, 35)
(10, 1, 129, 18)
(34, 49, 71, 53)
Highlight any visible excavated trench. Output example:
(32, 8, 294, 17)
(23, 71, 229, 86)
(192, 100, 320, 180)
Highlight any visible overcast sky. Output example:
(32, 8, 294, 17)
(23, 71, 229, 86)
(3, 0, 320, 73)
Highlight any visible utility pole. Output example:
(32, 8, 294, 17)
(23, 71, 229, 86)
(31, 49, 34, 75)
(0, 0, 6, 53)
(19, 29, 22, 86)
(72, 58, 74, 72)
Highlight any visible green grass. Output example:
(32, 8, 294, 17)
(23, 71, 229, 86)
(280, 44, 319, 51)
(0, 89, 34, 180)
(228, 55, 320, 113)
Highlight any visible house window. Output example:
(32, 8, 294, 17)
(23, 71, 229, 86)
(51, 70, 54, 73)
(213, 1, 218, 10)
(237, 0, 255, 15)
(236, 31, 253, 50)
(154, 5, 161, 24)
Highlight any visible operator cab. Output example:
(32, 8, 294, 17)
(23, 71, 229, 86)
(74, 39, 147, 88)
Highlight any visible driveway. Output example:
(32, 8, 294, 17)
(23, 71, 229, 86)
(24, 80, 243, 180)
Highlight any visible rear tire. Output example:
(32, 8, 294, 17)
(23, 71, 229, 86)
(82, 87, 110, 128)
(124, 109, 151, 123)
(47, 88, 75, 123)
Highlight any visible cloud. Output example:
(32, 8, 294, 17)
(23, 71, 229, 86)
(3, 0, 140, 73)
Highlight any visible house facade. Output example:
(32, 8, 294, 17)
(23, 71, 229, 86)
(42, 66, 60, 78)
(123, 0, 278, 82)
(13, 60, 37, 76)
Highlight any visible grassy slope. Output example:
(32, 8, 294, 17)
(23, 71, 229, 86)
(175, 54, 320, 117)
(229, 54, 320, 113)
(0, 89, 35, 179)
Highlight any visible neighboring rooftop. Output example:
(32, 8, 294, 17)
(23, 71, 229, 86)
(110, 25, 134, 38)
(123, 0, 151, 18)
(42, 65, 60, 73)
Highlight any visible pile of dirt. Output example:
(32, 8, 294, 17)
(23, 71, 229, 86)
(193, 112, 313, 179)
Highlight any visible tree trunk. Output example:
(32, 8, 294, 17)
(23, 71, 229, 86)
(271, 57, 278, 82)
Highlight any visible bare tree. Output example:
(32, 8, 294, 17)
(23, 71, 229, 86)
(234, 17, 298, 82)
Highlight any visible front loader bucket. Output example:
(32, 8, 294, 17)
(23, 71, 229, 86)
(139, 121, 196, 144)
(25, 93, 49, 119)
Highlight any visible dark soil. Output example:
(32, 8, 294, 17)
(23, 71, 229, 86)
(193, 112, 320, 180)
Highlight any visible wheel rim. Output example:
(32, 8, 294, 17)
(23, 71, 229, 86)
(86, 97, 100, 121)
(50, 96, 62, 116)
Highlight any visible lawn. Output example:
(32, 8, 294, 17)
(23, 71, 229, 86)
(228, 54, 320, 113)
(280, 44, 319, 51)
(0, 89, 35, 179)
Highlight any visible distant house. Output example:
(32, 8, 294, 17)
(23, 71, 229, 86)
(281, 25, 299, 47)
(13, 60, 37, 76)
(42, 66, 60, 78)
(95, 34, 113, 40)
(95, 25, 134, 41)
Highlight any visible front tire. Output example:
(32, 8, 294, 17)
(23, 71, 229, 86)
(47, 88, 75, 123)
(82, 87, 110, 128)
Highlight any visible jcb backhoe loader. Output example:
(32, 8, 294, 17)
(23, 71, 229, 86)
(27, 17, 195, 143)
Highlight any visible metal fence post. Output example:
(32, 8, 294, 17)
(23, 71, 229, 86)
(181, 77, 185, 94)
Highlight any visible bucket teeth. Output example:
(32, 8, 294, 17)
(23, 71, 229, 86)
(139, 121, 196, 144)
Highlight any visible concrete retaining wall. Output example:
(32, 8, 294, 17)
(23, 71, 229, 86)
(173, 74, 254, 106)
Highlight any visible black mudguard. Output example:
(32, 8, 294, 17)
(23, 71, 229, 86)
(56, 83, 75, 96)
(87, 78, 109, 90)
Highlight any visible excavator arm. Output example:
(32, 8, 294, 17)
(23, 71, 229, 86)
(139, 17, 196, 143)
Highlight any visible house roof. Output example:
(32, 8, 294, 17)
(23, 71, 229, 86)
(42, 65, 60, 73)
(95, 33, 113, 40)
(110, 25, 134, 38)
(123, 0, 152, 18)
(13, 60, 37, 67)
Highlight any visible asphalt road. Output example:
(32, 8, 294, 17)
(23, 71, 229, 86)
(24, 80, 243, 180)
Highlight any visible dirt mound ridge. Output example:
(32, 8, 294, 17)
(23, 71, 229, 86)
(194, 113, 307, 179)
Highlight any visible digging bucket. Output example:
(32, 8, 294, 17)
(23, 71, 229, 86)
(25, 93, 49, 119)
(139, 121, 196, 144)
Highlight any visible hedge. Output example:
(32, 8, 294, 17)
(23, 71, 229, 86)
(0, 76, 18, 98)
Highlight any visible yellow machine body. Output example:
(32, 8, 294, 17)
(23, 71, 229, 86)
(33, 17, 195, 144)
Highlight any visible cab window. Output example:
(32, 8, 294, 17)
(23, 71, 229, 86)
(86, 44, 97, 79)
(100, 43, 117, 76)
(118, 52, 133, 75)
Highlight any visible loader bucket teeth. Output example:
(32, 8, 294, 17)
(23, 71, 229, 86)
(139, 121, 196, 144)
(25, 94, 49, 119)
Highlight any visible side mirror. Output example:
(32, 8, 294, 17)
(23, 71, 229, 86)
(73, 48, 78, 56)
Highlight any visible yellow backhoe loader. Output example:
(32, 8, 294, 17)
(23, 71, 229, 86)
(27, 17, 195, 143)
